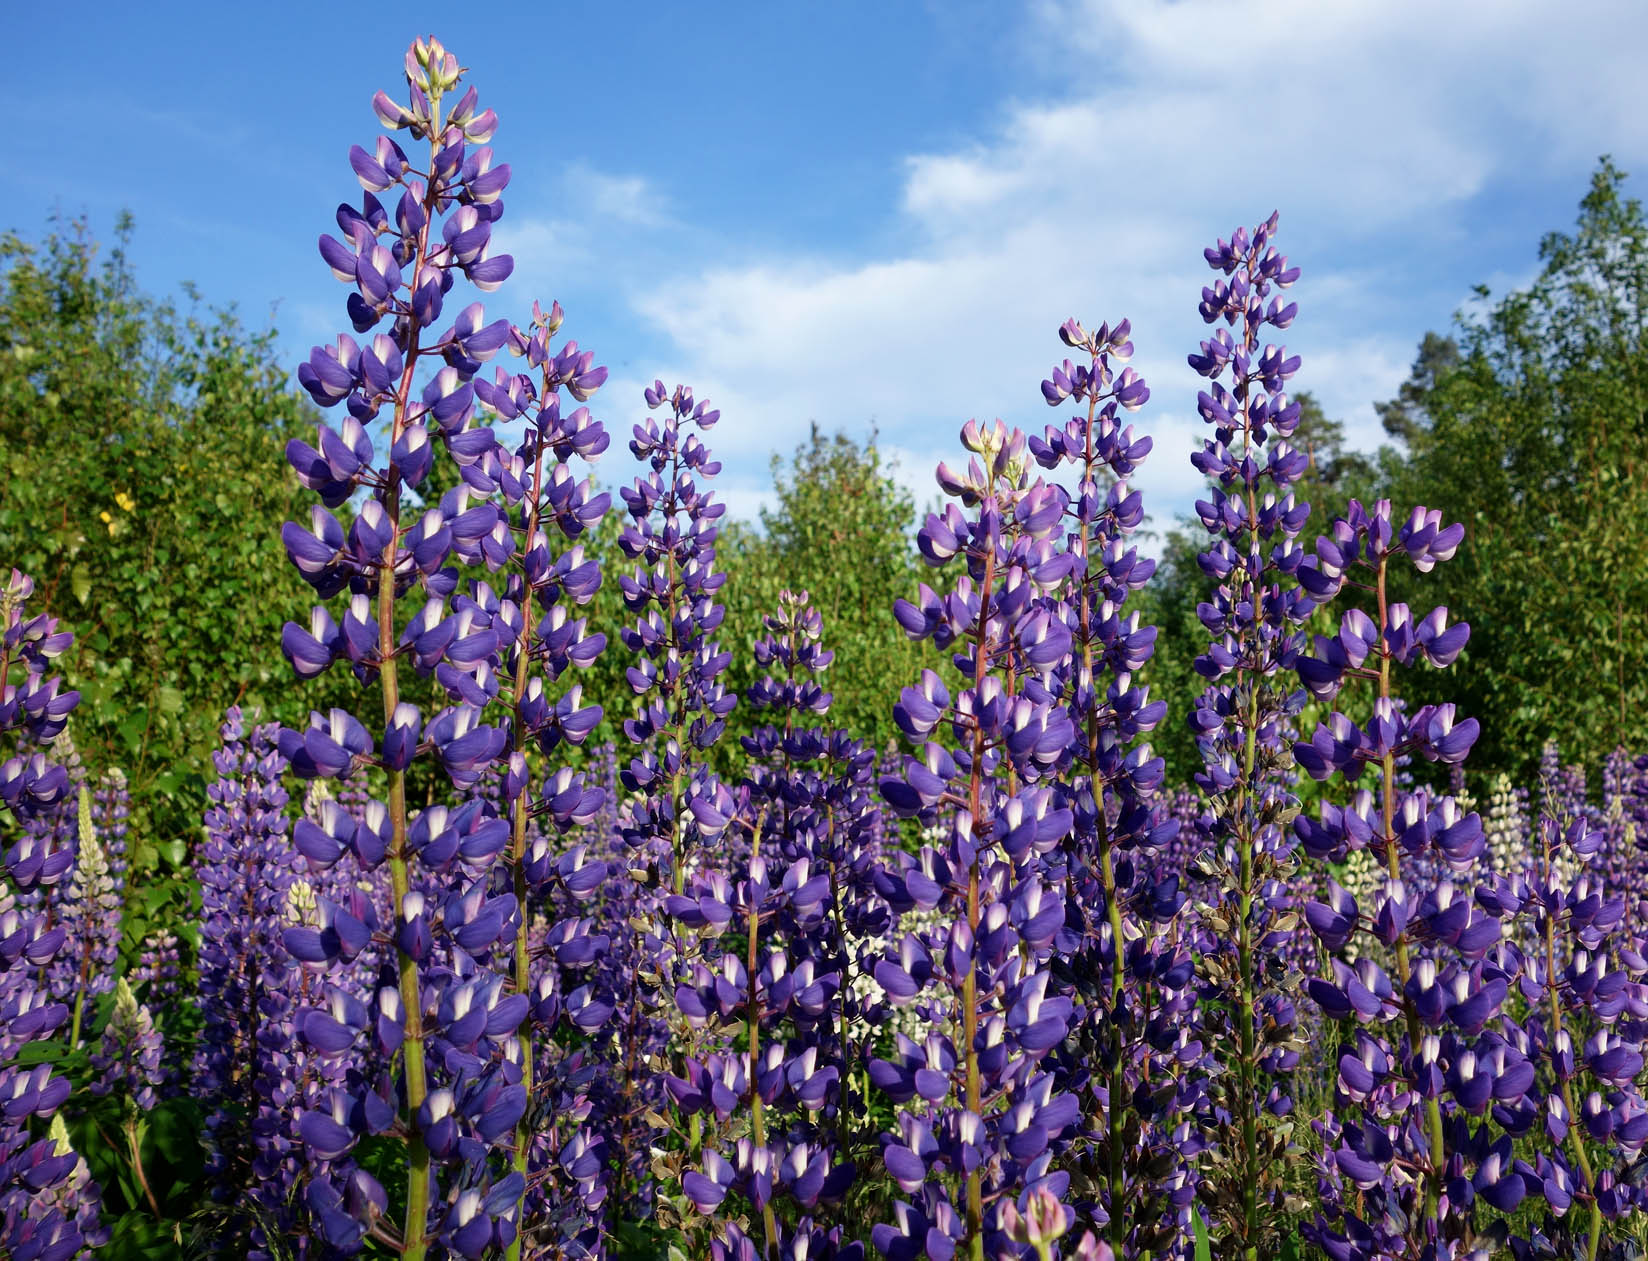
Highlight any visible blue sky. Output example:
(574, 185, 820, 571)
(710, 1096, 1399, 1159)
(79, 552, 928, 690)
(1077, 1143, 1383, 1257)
(14, 1, 1648, 544)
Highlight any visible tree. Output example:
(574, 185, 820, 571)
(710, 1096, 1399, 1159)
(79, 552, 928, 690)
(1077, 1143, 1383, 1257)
(732, 424, 930, 758)
(1379, 158, 1648, 773)
(1375, 331, 1460, 444)
(0, 215, 331, 841)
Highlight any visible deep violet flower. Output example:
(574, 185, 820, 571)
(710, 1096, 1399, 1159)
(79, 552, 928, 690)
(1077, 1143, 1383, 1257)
(0, 570, 99, 1256)
(1182, 213, 1313, 1255)
(871, 315, 1174, 1259)
(1030, 320, 1192, 1258)
(671, 590, 890, 1254)
(1291, 498, 1523, 1259)
(279, 37, 613, 1258)
(600, 381, 743, 1249)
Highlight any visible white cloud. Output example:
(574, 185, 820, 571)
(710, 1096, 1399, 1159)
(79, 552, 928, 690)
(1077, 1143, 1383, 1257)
(495, 216, 590, 269)
(491, 215, 594, 313)
(575, 167, 673, 229)
(586, 0, 1648, 542)
(1305, 338, 1418, 450)
(492, 167, 672, 305)
(714, 484, 778, 527)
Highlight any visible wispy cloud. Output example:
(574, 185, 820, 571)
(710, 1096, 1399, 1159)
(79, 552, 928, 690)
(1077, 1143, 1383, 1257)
(612, 0, 1648, 544)
(574, 167, 674, 230)
(491, 166, 679, 327)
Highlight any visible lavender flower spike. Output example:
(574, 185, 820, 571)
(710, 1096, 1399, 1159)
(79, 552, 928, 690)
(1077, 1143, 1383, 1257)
(0, 570, 99, 1255)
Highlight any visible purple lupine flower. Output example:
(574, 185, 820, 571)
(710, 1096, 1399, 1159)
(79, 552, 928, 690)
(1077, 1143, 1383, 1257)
(1291, 498, 1535, 1259)
(1181, 213, 1313, 1254)
(1025, 320, 1195, 1256)
(603, 381, 741, 1245)
(534, 740, 665, 1249)
(1538, 739, 1589, 829)
(280, 38, 611, 1256)
(670, 591, 890, 1251)
(874, 377, 1163, 1255)
(1492, 775, 1648, 1256)
(1596, 748, 1648, 936)
(462, 289, 614, 1248)
(0, 570, 99, 1255)
(616, 380, 735, 891)
(193, 707, 341, 1252)
(26, 1115, 108, 1254)
(7, 730, 82, 923)
(90, 978, 164, 1112)
(130, 930, 187, 1097)
(130, 930, 182, 1008)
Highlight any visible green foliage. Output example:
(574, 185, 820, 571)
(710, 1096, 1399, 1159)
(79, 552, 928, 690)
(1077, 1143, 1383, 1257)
(0, 214, 342, 840)
(80, 1094, 205, 1257)
(730, 425, 931, 755)
(16, 987, 202, 1257)
(1379, 158, 1648, 774)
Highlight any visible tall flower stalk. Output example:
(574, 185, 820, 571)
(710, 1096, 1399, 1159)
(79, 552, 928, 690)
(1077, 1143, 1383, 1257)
(54, 784, 122, 1052)
(616, 381, 736, 895)
(1034, 320, 1189, 1258)
(0, 569, 99, 1257)
(193, 707, 326, 1249)
(1484, 796, 1648, 1257)
(674, 590, 882, 1256)
(1183, 213, 1312, 1257)
(1292, 499, 1506, 1258)
(279, 37, 594, 1256)
(611, 380, 739, 1237)
(875, 403, 1083, 1259)
(473, 294, 614, 1258)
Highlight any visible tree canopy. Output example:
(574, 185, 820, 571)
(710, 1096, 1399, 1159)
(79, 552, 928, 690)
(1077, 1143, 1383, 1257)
(1379, 158, 1648, 773)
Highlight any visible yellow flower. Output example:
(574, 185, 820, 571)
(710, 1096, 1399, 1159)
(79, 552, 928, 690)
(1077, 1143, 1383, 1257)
(99, 511, 116, 536)
(114, 491, 136, 513)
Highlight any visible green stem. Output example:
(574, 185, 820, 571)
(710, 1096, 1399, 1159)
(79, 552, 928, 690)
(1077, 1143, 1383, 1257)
(1234, 291, 1265, 1261)
(124, 1112, 163, 1218)
(68, 987, 86, 1051)
(503, 427, 552, 1261)
(1373, 556, 1445, 1234)
(1067, 382, 1134, 1253)
(962, 544, 996, 1261)
(1098, 829, 1128, 1251)
(386, 762, 430, 1255)
(827, 827, 853, 1156)
(962, 862, 983, 1261)
(378, 98, 448, 1256)
(746, 818, 778, 1258)
(1236, 689, 1260, 1261)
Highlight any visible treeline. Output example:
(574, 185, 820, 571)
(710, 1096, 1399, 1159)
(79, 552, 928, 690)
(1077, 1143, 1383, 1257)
(3, 160, 1645, 839)
(1143, 158, 1648, 783)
